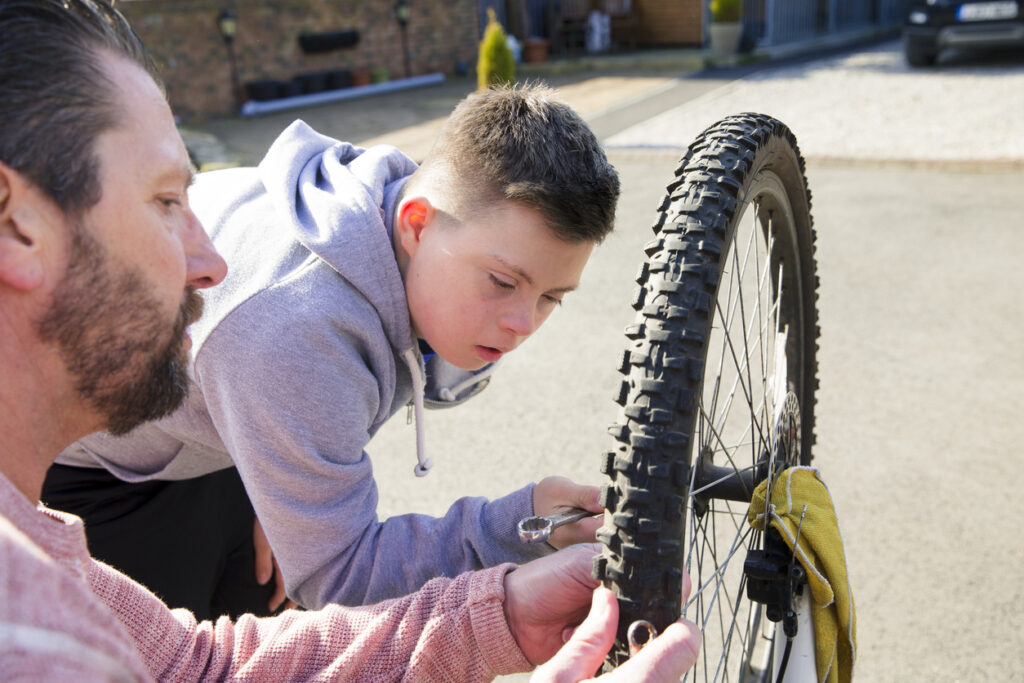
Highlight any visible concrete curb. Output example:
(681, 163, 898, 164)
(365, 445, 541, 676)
(238, 73, 446, 117)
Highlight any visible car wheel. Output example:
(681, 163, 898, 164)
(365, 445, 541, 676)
(904, 33, 938, 66)
(905, 46, 937, 66)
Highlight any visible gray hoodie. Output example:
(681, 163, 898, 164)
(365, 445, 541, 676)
(57, 121, 550, 608)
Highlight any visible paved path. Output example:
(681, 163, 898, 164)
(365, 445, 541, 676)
(186, 70, 687, 167)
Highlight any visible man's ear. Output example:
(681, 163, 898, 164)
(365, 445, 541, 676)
(0, 162, 47, 291)
(395, 196, 435, 257)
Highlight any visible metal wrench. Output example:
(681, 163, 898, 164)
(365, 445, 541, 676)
(517, 507, 595, 544)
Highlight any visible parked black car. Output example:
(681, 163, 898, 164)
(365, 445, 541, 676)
(904, 0, 1024, 65)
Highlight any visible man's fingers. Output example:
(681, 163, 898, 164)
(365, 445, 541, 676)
(530, 587, 618, 682)
(253, 518, 273, 585)
(682, 570, 693, 603)
(610, 619, 702, 682)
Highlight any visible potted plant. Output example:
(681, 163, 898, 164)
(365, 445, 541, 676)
(709, 0, 743, 59)
(477, 8, 515, 89)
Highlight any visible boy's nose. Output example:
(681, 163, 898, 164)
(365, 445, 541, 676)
(499, 302, 537, 339)
(182, 210, 227, 290)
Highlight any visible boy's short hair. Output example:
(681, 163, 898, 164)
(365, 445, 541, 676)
(410, 84, 620, 244)
(0, 0, 161, 215)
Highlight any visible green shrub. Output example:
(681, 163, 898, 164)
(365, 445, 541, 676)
(710, 0, 742, 22)
(477, 8, 515, 90)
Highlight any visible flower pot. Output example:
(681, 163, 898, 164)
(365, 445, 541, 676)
(351, 68, 371, 87)
(523, 38, 549, 63)
(709, 22, 742, 59)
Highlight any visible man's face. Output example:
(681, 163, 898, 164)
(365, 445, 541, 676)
(403, 201, 594, 370)
(37, 226, 201, 435)
(36, 52, 224, 434)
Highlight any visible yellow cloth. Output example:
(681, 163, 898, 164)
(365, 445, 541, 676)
(747, 467, 856, 683)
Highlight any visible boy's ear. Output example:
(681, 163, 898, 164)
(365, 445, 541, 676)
(0, 162, 48, 291)
(395, 196, 435, 256)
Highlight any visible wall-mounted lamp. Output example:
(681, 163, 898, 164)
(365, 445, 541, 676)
(217, 9, 241, 107)
(394, 0, 411, 78)
(394, 0, 411, 26)
(217, 9, 237, 43)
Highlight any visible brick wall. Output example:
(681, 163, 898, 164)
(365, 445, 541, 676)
(634, 0, 703, 45)
(118, 0, 481, 120)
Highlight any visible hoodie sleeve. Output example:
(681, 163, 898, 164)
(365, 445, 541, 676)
(196, 275, 550, 609)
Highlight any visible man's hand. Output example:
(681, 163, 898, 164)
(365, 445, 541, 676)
(504, 544, 701, 682)
(253, 518, 297, 613)
(531, 587, 701, 682)
(503, 544, 602, 665)
(533, 476, 603, 549)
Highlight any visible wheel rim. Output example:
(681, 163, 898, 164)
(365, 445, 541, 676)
(683, 170, 806, 682)
(596, 115, 819, 678)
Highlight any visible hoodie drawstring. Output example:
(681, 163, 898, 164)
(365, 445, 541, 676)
(401, 348, 433, 477)
(437, 361, 499, 403)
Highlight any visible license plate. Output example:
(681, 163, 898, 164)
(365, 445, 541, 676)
(957, 1, 1019, 21)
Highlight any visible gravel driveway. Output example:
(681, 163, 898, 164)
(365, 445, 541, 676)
(607, 39, 1024, 166)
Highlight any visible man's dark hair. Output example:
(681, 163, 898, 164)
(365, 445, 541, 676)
(0, 0, 161, 214)
(411, 84, 621, 244)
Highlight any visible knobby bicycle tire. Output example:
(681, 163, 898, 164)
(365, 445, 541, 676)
(593, 113, 820, 679)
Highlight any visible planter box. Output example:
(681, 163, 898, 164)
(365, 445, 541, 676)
(523, 38, 550, 63)
(709, 22, 742, 59)
(327, 69, 353, 89)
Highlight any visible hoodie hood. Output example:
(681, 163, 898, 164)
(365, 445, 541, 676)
(259, 120, 419, 350)
(258, 121, 498, 476)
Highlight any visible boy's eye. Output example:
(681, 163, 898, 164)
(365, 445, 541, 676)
(489, 274, 516, 290)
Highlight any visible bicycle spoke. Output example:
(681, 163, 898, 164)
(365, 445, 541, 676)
(709, 250, 777, 454)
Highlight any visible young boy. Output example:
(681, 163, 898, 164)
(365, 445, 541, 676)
(47, 84, 621, 611)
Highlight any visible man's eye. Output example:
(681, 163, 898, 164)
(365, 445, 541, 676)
(542, 294, 563, 307)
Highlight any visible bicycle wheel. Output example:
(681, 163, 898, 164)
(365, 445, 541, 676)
(593, 113, 819, 679)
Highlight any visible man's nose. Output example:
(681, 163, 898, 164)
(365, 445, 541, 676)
(182, 210, 227, 289)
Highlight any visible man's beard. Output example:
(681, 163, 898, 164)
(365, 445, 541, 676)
(36, 226, 204, 435)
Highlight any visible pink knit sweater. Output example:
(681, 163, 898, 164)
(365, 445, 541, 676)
(0, 472, 532, 680)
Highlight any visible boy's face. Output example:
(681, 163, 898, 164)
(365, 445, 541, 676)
(402, 201, 594, 370)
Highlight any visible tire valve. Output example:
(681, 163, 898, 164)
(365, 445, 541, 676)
(627, 620, 658, 657)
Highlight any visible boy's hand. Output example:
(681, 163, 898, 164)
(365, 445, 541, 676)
(533, 476, 604, 549)
(253, 518, 297, 613)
